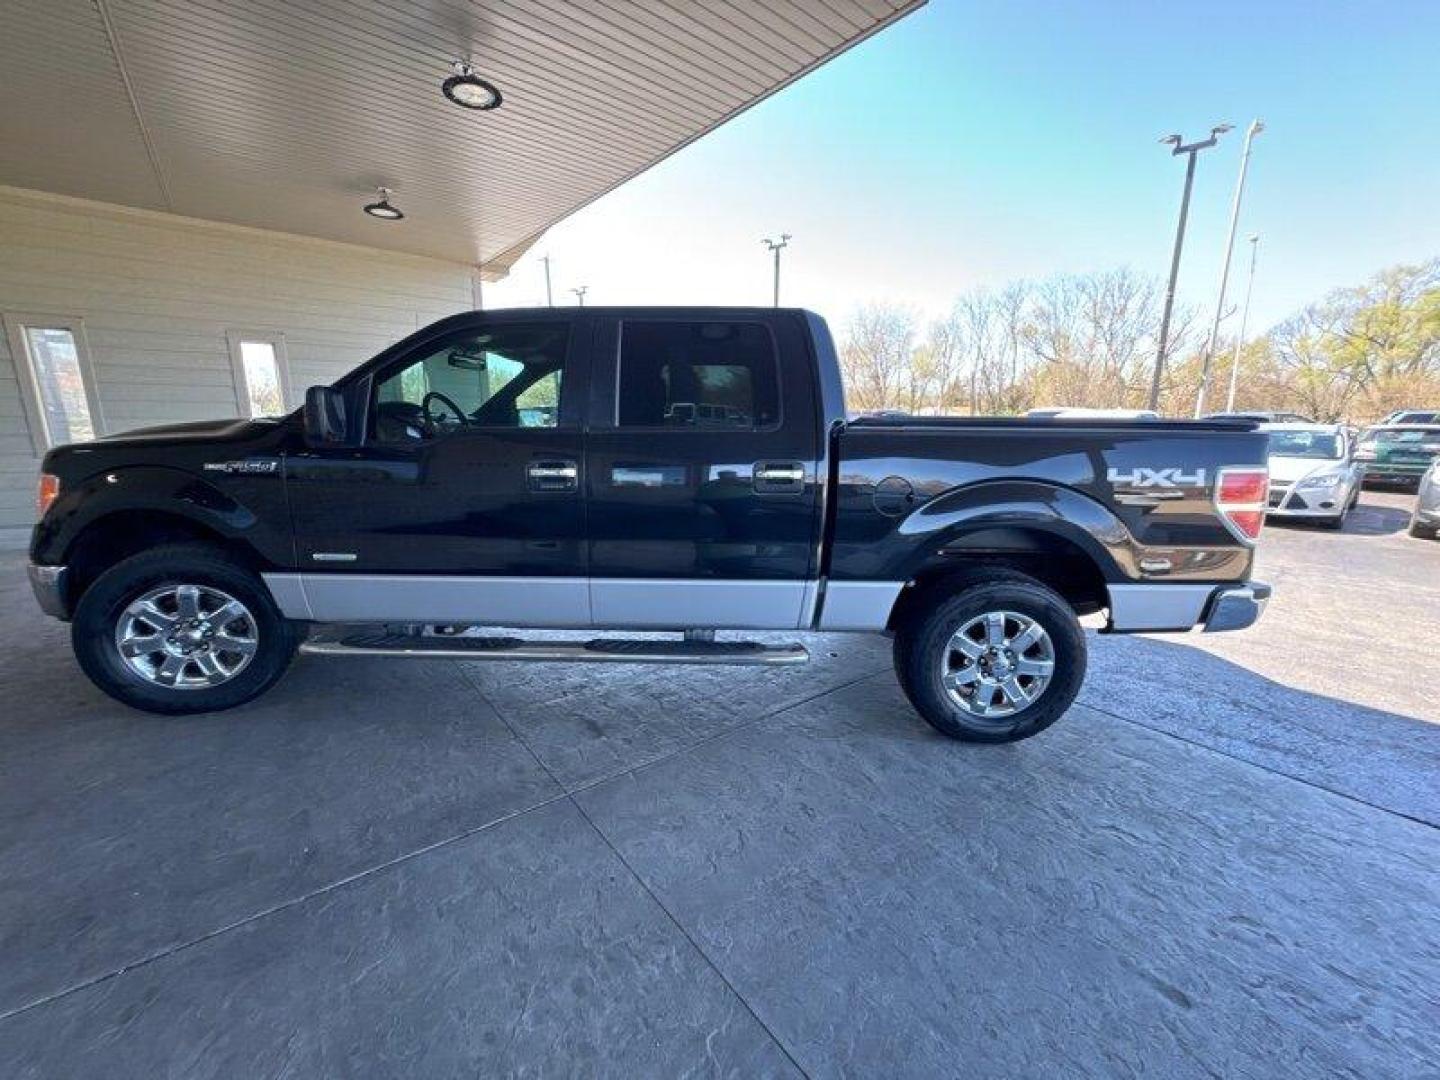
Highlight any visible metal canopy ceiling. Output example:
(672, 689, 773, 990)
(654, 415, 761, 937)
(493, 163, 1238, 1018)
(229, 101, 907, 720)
(0, 0, 921, 277)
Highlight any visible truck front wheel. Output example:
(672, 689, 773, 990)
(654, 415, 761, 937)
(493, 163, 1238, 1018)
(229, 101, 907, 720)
(894, 571, 1086, 743)
(71, 543, 299, 715)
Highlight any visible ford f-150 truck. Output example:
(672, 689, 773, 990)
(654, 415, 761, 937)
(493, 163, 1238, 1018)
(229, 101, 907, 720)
(28, 308, 1271, 742)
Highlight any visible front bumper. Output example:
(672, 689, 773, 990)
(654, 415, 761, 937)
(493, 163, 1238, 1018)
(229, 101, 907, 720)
(1266, 504, 1342, 519)
(1360, 464, 1428, 486)
(27, 562, 70, 619)
(1267, 482, 1346, 517)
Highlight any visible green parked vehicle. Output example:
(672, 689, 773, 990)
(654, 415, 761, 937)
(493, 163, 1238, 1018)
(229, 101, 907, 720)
(1355, 425, 1440, 487)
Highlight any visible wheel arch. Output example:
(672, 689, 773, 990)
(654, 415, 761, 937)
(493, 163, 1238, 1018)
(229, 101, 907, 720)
(62, 508, 267, 611)
(885, 481, 1125, 631)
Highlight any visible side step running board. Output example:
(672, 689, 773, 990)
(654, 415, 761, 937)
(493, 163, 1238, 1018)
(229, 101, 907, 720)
(300, 631, 809, 666)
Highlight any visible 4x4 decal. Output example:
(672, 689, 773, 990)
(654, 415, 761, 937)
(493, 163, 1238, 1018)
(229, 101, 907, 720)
(1106, 467, 1207, 488)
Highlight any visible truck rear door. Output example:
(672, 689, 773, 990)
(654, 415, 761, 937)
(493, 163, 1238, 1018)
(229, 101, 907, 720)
(583, 313, 822, 629)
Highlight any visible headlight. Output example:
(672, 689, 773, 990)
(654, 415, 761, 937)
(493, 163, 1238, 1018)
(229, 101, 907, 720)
(1296, 472, 1344, 490)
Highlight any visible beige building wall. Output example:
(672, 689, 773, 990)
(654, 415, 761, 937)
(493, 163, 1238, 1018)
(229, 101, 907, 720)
(0, 186, 476, 544)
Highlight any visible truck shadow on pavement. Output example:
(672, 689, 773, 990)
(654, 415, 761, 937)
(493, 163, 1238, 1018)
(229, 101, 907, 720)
(1082, 630, 1438, 828)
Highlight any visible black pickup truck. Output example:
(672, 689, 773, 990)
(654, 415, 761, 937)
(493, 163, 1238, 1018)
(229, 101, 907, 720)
(29, 308, 1271, 742)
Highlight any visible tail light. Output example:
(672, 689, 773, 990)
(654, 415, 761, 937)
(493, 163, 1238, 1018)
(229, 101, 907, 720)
(36, 473, 61, 517)
(1215, 466, 1267, 543)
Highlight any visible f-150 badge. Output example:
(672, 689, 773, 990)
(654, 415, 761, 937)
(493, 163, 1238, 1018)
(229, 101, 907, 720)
(1106, 467, 1206, 488)
(203, 458, 279, 475)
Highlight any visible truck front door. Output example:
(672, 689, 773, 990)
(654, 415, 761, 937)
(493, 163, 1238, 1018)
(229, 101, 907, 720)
(584, 314, 823, 629)
(285, 316, 590, 625)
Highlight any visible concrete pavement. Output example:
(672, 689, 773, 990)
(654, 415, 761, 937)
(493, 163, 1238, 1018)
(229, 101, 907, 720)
(1, 495, 1435, 1077)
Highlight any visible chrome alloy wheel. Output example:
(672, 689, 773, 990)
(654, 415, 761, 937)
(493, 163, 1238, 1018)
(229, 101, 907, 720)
(114, 583, 259, 689)
(941, 610, 1055, 718)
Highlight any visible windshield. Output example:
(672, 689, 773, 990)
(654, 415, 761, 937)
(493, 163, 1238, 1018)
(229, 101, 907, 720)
(1369, 427, 1440, 445)
(1268, 431, 1341, 459)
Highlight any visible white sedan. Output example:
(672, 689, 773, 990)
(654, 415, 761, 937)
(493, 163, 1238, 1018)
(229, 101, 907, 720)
(1262, 423, 1362, 529)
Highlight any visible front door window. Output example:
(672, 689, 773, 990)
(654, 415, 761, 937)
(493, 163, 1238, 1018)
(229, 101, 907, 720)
(373, 324, 568, 443)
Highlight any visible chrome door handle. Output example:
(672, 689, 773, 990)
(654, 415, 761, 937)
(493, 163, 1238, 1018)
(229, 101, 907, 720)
(753, 461, 806, 494)
(527, 460, 578, 492)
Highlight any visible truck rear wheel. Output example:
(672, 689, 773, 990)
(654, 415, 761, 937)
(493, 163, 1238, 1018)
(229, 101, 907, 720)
(894, 571, 1086, 743)
(71, 543, 299, 715)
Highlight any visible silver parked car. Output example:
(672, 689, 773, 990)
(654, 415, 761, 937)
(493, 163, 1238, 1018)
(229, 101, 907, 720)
(1262, 423, 1362, 529)
(1410, 458, 1440, 539)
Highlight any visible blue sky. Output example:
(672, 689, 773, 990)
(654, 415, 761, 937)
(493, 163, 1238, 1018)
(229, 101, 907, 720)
(488, 0, 1440, 336)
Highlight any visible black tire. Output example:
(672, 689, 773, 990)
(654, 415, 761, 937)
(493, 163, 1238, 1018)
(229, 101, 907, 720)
(893, 570, 1086, 743)
(71, 543, 299, 715)
(1410, 518, 1438, 540)
(1318, 511, 1345, 530)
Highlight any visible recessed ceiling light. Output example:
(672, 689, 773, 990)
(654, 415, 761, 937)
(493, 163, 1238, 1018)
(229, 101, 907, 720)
(442, 60, 502, 110)
(363, 187, 403, 221)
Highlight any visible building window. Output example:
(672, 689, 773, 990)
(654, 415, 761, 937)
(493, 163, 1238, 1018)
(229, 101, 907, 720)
(4, 315, 101, 450)
(227, 332, 291, 418)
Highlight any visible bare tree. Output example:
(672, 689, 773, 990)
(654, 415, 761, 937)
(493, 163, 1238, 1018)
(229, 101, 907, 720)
(1021, 269, 1168, 408)
(840, 305, 919, 411)
(834, 259, 1438, 423)
(993, 282, 1031, 412)
(924, 310, 967, 412)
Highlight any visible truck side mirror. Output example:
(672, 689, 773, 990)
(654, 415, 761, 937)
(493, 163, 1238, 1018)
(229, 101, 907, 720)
(303, 385, 347, 446)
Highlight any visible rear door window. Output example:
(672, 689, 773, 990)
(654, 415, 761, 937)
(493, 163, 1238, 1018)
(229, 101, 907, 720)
(616, 321, 779, 429)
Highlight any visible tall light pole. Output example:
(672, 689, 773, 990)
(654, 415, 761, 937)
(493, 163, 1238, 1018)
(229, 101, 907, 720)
(762, 234, 791, 307)
(1194, 119, 1265, 417)
(571, 285, 588, 306)
(541, 255, 554, 307)
(1224, 234, 1261, 413)
(1148, 124, 1233, 412)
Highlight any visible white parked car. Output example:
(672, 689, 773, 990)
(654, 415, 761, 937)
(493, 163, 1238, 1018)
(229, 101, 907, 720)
(1262, 423, 1362, 529)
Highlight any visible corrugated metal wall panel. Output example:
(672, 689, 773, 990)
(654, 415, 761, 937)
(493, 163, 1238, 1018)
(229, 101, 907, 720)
(0, 0, 923, 268)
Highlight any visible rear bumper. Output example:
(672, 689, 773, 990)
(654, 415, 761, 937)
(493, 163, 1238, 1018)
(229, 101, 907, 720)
(1106, 580, 1271, 634)
(28, 562, 70, 620)
(1201, 582, 1271, 632)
